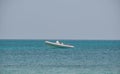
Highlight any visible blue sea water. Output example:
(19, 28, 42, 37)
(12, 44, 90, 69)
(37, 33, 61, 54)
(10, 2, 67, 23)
(0, 40, 120, 74)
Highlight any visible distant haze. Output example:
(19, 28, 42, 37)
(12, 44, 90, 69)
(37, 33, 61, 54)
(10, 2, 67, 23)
(0, 0, 120, 40)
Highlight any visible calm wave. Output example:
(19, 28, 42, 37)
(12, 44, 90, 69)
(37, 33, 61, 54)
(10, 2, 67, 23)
(0, 40, 120, 74)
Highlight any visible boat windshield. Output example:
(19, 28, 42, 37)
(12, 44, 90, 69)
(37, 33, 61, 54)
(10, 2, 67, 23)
(56, 41, 64, 45)
(56, 41, 60, 44)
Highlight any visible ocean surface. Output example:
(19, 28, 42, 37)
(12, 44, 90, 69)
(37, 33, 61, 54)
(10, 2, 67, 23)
(0, 40, 120, 74)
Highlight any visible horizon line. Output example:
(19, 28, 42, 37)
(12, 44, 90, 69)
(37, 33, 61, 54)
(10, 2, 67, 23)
(0, 38, 120, 41)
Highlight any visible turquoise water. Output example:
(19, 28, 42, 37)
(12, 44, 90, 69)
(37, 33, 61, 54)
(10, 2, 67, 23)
(0, 40, 120, 74)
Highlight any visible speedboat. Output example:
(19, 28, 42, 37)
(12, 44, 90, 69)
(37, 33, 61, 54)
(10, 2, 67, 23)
(45, 41, 74, 48)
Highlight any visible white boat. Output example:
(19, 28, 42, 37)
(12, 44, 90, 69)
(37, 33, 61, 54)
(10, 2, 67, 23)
(45, 41, 74, 48)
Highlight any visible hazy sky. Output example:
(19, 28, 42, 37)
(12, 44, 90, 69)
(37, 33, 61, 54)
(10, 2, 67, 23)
(0, 0, 120, 40)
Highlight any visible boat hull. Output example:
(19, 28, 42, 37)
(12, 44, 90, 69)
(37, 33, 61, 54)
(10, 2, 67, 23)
(45, 41, 74, 48)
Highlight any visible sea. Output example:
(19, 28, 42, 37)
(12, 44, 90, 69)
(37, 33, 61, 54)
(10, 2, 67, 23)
(0, 40, 120, 74)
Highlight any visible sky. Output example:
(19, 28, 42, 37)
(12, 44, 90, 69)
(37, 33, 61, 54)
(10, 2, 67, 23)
(0, 0, 120, 40)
